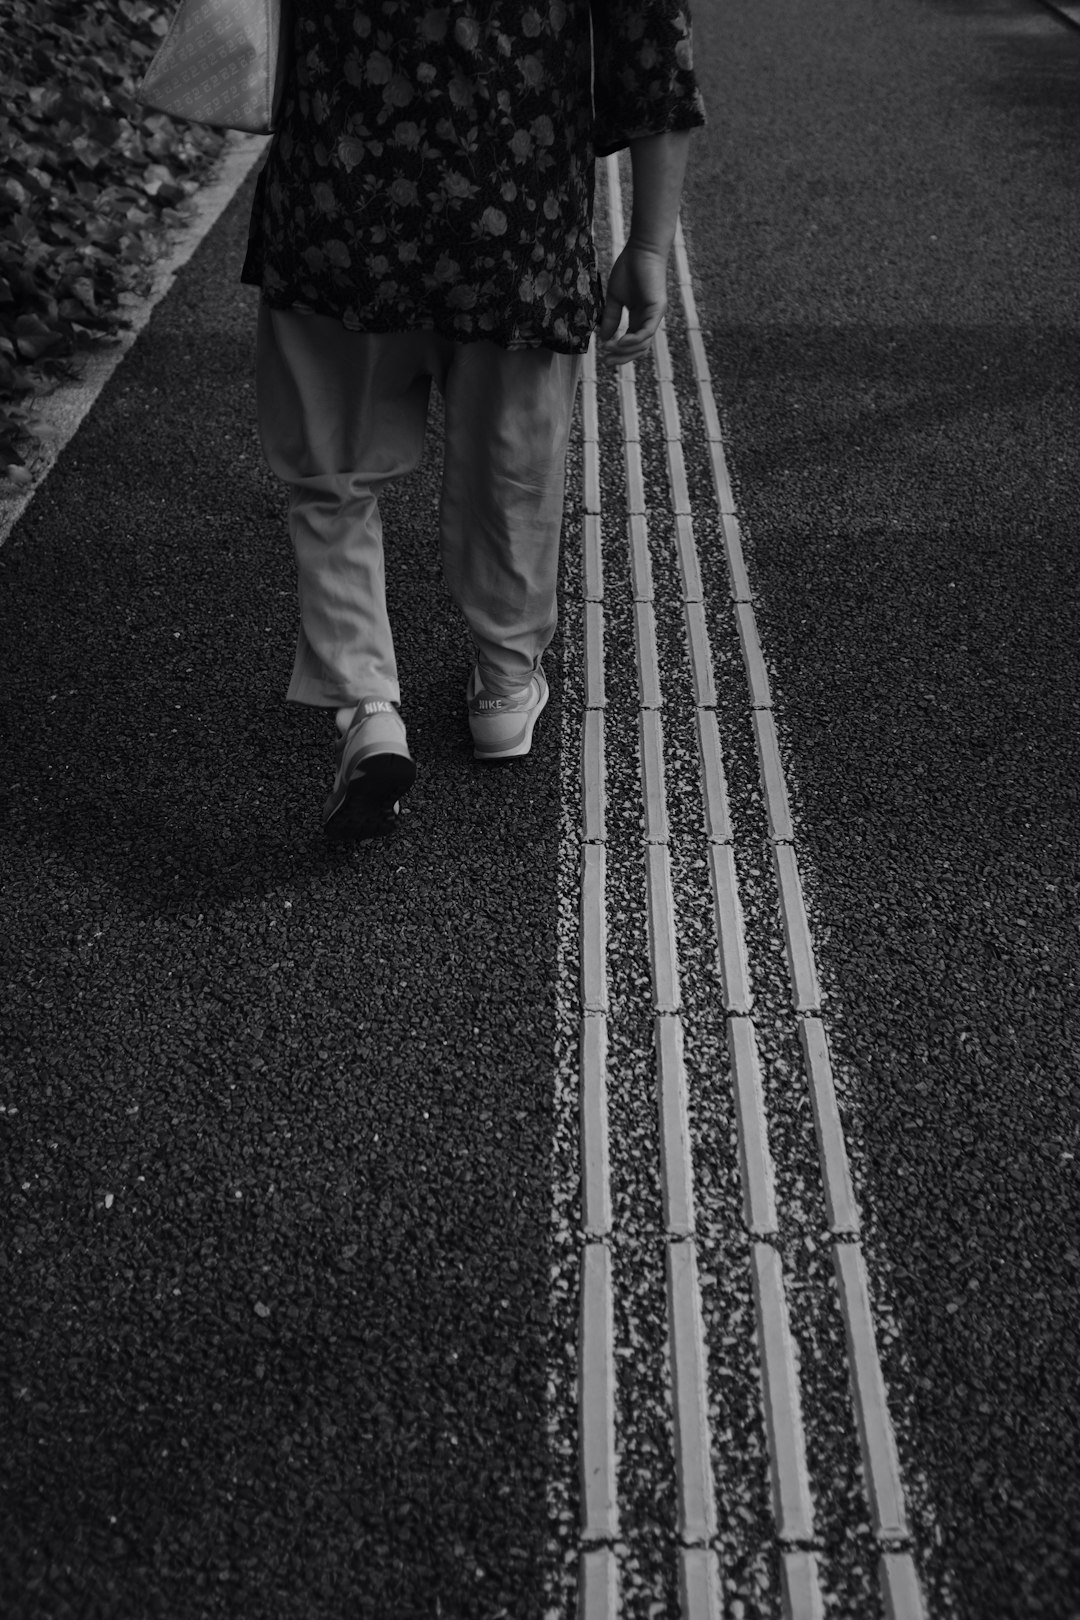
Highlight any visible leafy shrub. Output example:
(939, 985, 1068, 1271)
(0, 0, 228, 480)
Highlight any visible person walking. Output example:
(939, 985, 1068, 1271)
(242, 0, 706, 839)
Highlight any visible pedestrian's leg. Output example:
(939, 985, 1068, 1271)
(255, 307, 442, 834)
(438, 341, 582, 756)
(256, 306, 435, 714)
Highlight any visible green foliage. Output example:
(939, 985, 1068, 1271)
(0, 0, 227, 479)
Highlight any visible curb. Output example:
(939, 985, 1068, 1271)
(0, 131, 269, 551)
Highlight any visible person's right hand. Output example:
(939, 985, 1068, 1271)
(596, 243, 670, 369)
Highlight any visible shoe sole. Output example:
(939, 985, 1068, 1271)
(323, 750, 417, 840)
(471, 679, 549, 761)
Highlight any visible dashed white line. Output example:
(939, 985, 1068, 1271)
(673, 513, 705, 601)
(655, 1016, 696, 1237)
(771, 843, 822, 1014)
(645, 846, 682, 1014)
(580, 1242, 619, 1540)
(695, 709, 733, 843)
(833, 1242, 912, 1543)
(726, 1017, 780, 1238)
(752, 709, 794, 843)
(580, 1013, 612, 1238)
(671, 204, 928, 1618)
(568, 156, 930, 1618)
(582, 709, 607, 844)
(797, 1017, 860, 1236)
(580, 843, 608, 1016)
(752, 1241, 817, 1543)
(605, 153, 722, 1619)
(639, 708, 670, 843)
(579, 1546, 618, 1620)
(707, 845, 753, 1015)
(575, 337, 619, 1620)
(627, 512, 654, 601)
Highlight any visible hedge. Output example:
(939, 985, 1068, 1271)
(0, 0, 228, 482)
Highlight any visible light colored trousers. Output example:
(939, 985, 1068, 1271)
(255, 306, 583, 707)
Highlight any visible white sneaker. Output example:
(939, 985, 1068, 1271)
(466, 664, 549, 760)
(322, 698, 416, 839)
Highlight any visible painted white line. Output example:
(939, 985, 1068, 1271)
(625, 439, 647, 514)
(707, 438, 738, 518)
(781, 1551, 826, 1620)
(680, 1542, 722, 1620)
(576, 335, 620, 1613)
(581, 843, 608, 1015)
(753, 710, 795, 843)
(752, 1243, 817, 1544)
(0, 132, 269, 548)
(833, 1244, 912, 1544)
(579, 1547, 619, 1620)
(580, 1242, 619, 1540)
(879, 1551, 928, 1620)
(686, 325, 712, 387)
(645, 844, 682, 1014)
(652, 324, 677, 389)
(568, 153, 938, 1618)
(581, 364, 601, 444)
(585, 600, 607, 710)
(671, 212, 925, 1608)
(684, 601, 718, 708)
(640, 708, 670, 844)
(584, 448, 603, 516)
(582, 514, 604, 600)
(580, 1014, 612, 1236)
(725, 1018, 778, 1237)
(658, 376, 682, 441)
(606, 154, 721, 1620)
(679, 1548, 722, 1620)
(720, 509, 754, 601)
(772, 843, 822, 1013)
(582, 709, 607, 844)
(628, 512, 654, 601)
(696, 709, 734, 844)
(736, 601, 773, 710)
(617, 362, 641, 442)
(707, 844, 753, 1014)
(674, 513, 705, 602)
(634, 600, 664, 710)
(666, 439, 693, 515)
(798, 1019, 860, 1236)
(667, 1240, 719, 1545)
(651, 221, 825, 1617)
(656, 1015, 696, 1237)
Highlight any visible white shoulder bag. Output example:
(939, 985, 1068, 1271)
(139, 0, 290, 134)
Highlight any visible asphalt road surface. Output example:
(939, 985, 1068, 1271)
(2, 1, 1078, 1617)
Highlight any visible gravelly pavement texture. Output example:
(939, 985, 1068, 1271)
(2, 0, 1079, 1616)
(682, 0, 1080, 1615)
(1, 180, 563, 1619)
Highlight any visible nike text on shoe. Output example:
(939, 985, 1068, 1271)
(467, 664, 549, 760)
(322, 698, 416, 840)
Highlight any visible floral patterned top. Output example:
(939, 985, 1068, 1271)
(241, 0, 705, 352)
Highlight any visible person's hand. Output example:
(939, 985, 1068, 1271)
(596, 243, 670, 369)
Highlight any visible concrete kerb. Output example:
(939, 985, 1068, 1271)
(0, 131, 269, 550)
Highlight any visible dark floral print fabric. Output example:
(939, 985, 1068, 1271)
(241, 0, 705, 352)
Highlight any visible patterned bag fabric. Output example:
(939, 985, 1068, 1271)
(139, 0, 289, 134)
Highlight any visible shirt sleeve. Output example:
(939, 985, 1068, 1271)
(589, 0, 707, 158)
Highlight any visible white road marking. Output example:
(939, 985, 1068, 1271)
(603, 154, 722, 1619)
(670, 186, 928, 1617)
(574, 336, 619, 1620)
(562, 155, 931, 1616)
